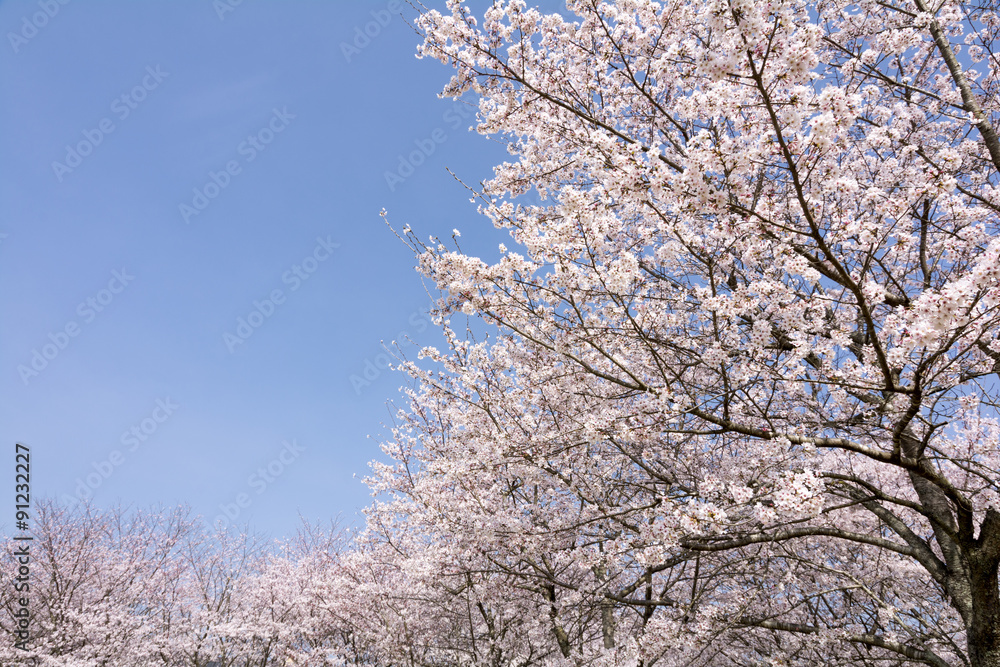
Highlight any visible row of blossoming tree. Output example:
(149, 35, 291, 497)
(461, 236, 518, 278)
(0, 501, 349, 665)
(6, 0, 1000, 664)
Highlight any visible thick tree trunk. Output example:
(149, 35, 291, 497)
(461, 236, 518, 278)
(969, 629, 1000, 666)
(968, 554, 1000, 666)
(967, 509, 1000, 667)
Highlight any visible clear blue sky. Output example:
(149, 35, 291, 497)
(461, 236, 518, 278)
(0, 0, 524, 538)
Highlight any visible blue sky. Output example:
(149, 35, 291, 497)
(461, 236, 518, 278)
(0, 0, 524, 538)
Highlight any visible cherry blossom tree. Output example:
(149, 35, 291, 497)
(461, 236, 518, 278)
(234, 520, 353, 666)
(0, 500, 192, 666)
(363, 0, 1000, 665)
(0, 503, 351, 666)
(327, 515, 573, 667)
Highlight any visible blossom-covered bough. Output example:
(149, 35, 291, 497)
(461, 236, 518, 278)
(361, 0, 1000, 665)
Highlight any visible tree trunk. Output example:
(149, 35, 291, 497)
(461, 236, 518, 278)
(968, 510, 1000, 667)
(969, 595, 1000, 667)
(968, 556, 1000, 666)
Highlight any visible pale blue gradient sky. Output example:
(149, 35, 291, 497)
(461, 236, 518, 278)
(0, 0, 531, 537)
